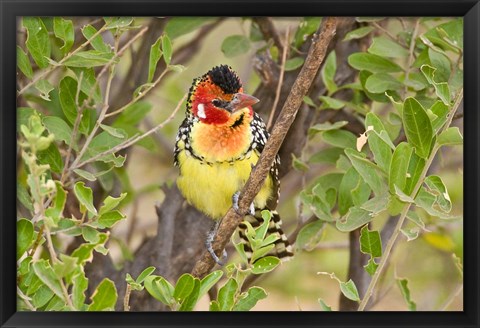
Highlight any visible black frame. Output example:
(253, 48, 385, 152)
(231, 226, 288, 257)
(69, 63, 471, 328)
(1, 0, 479, 327)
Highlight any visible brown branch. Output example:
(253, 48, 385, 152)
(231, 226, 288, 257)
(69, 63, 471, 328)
(191, 17, 338, 279)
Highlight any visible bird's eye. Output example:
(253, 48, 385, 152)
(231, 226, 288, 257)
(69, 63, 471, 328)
(212, 99, 221, 107)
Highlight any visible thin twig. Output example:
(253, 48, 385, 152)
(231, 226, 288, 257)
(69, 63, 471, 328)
(124, 284, 132, 311)
(191, 17, 338, 279)
(17, 286, 36, 311)
(439, 284, 463, 310)
(17, 23, 109, 96)
(267, 28, 290, 130)
(357, 89, 464, 311)
(71, 93, 186, 170)
(371, 22, 407, 48)
(104, 69, 169, 119)
(404, 19, 421, 96)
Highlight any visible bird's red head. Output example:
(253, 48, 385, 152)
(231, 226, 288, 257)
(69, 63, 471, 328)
(188, 65, 259, 125)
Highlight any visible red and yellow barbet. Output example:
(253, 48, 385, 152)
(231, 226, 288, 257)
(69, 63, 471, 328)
(174, 65, 293, 264)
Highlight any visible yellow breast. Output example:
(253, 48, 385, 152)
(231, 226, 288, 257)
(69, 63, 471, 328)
(176, 148, 273, 219)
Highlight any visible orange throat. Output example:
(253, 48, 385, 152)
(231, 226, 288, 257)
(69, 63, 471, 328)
(191, 109, 252, 162)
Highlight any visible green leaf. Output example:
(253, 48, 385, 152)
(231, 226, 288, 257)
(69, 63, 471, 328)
(97, 210, 125, 228)
(23, 17, 51, 69)
(321, 50, 337, 94)
(32, 260, 66, 303)
(397, 278, 416, 311)
(437, 127, 463, 146)
(53, 17, 74, 55)
(308, 121, 348, 136)
(292, 154, 309, 172)
(209, 300, 220, 311)
(42, 116, 75, 149)
(72, 269, 88, 310)
(359, 226, 382, 257)
(17, 46, 33, 78)
(296, 220, 324, 251)
(58, 76, 79, 125)
(232, 287, 268, 311)
(81, 25, 110, 53)
(148, 37, 163, 83)
(136, 266, 156, 284)
(199, 270, 223, 299)
(174, 274, 195, 303)
(343, 26, 374, 41)
(161, 34, 172, 66)
(71, 244, 96, 264)
(88, 278, 117, 311)
(430, 100, 449, 133)
(428, 48, 451, 82)
(309, 147, 344, 164)
(406, 211, 427, 230)
(165, 17, 213, 39)
(73, 181, 97, 215)
(179, 278, 200, 311)
(284, 57, 304, 71)
(73, 169, 97, 181)
(31, 285, 54, 308)
(405, 152, 425, 195)
(424, 175, 452, 212)
(35, 80, 54, 101)
(420, 65, 451, 105)
(365, 113, 393, 173)
(319, 96, 345, 110)
(63, 50, 114, 67)
(364, 258, 379, 276)
(318, 298, 332, 311)
(360, 194, 389, 216)
(114, 102, 152, 126)
(294, 17, 322, 48)
(336, 207, 373, 232)
(99, 193, 127, 215)
(368, 37, 408, 58)
(104, 17, 134, 29)
(389, 142, 413, 195)
(303, 96, 316, 107)
(17, 219, 34, 260)
(365, 73, 402, 93)
(345, 148, 388, 196)
(81, 226, 100, 244)
(217, 278, 238, 311)
(402, 97, 434, 159)
(144, 276, 175, 306)
(322, 130, 357, 149)
(221, 35, 250, 58)
(99, 124, 126, 139)
(340, 279, 360, 302)
(348, 53, 402, 73)
(251, 256, 281, 274)
(37, 142, 63, 174)
(338, 167, 369, 215)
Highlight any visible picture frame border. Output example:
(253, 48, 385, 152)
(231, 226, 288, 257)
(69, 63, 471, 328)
(1, 0, 478, 327)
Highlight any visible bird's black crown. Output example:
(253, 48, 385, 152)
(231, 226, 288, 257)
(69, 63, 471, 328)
(207, 65, 242, 94)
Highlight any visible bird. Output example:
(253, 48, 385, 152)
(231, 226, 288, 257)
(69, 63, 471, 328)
(174, 65, 293, 265)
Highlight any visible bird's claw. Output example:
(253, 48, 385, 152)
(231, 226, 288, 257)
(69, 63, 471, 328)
(232, 191, 256, 216)
(206, 221, 227, 266)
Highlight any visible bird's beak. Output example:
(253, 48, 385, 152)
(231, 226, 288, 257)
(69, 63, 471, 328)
(226, 93, 259, 112)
